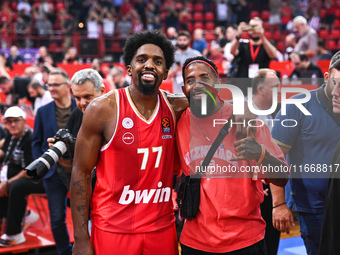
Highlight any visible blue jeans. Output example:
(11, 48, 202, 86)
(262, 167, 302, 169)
(43, 170, 72, 255)
(297, 212, 323, 255)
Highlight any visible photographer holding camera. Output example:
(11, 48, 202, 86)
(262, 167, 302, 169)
(45, 69, 105, 186)
(32, 68, 76, 255)
(0, 107, 44, 247)
(28, 69, 105, 255)
(230, 17, 277, 78)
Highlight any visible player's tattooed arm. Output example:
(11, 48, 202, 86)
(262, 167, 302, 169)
(73, 176, 92, 231)
(70, 95, 115, 255)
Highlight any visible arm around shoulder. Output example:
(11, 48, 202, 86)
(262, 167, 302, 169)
(165, 92, 189, 121)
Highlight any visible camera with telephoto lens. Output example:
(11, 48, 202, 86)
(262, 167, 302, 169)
(26, 129, 76, 183)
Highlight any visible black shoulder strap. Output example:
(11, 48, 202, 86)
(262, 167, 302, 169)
(316, 86, 340, 126)
(197, 118, 231, 177)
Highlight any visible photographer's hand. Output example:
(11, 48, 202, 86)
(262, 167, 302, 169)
(47, 137, 55, 148)
(47, 136, 72, 168)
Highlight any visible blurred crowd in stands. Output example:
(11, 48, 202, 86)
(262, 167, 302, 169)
(0, 0, 338, 62)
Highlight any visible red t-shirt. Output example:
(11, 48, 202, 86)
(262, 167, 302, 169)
(91, 88, 178, 233)
(176, 103, 287, 253)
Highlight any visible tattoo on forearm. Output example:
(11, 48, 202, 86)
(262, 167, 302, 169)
(73, 177, 91, 231)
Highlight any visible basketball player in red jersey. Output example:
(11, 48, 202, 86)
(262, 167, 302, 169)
(70, 31, 188, 255)
(71, 31, 253, 255)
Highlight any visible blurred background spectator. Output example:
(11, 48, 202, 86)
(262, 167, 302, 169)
(6, 46, 24, 69)
(317, 39, 333, 60)
(91, 58, 105, 78)
(289, 51, 324, 86)
(62, 47, 79, 65)
(27, 81, 53, 115)
(107, 66, 129, 90)
(166, 27, 178, 46)
(293, 15, 318, 64)
(192, 28, 208, 56)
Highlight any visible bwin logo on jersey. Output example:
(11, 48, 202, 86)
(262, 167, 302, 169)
(118, 182, 171, 204)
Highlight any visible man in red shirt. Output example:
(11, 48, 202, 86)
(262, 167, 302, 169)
(176, 56, 288, 254)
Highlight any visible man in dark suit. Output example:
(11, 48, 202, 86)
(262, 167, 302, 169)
(32, 69, 76, 255)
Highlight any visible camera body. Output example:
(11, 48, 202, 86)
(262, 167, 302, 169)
(243, 24, 257, 32)
(26, 129, 76, 182)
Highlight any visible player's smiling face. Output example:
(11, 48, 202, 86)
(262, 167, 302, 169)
(128, 44, 168, 95)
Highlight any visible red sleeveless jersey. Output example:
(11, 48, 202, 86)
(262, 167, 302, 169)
(91, 88, 177, 234)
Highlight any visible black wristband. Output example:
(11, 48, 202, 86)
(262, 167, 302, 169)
(273, 202, 286, 209)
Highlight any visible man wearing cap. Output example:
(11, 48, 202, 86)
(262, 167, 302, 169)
(0, 106, 45, 246)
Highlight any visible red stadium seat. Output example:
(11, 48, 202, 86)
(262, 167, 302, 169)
(334, 19, 340, 29)
(204, 32, 215, 42)
(250, 10, 260, 19)
(205, 22, 215, 31)
(281, 7, 292, 17)
(326, 40, 336, 51)
(330, 29, 340, 39)
(261, 10, 270, 21)
(205, 12, 215, 22)
(320, 9, 326, 19)
(187, 22, 193, 33)
(193, 3, 204, 12)
(193, 22, 204, 30)
(264, 31, 272, 40)
(273, 30, 282, 41)
(336, 9, 340, 18)
(56, 3, 65, 10)
(318, 29, 329, 40)
(281, 16, 291, 24)
(263, 21, 270, 30)
(193, 12, 203, 22)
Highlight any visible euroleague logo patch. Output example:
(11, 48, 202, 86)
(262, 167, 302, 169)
(122, 117, 134, 129)
(122, 132, 134, 145)
(162, 117, 171, 133)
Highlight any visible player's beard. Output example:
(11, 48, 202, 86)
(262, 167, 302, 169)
(138, 72, 159, 95)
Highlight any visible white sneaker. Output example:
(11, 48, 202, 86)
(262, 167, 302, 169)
(0, 232, 26, 247)
(23, 210, 39, 230)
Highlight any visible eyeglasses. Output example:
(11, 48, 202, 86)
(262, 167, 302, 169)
(3, 119, 23, 125)
(47, 83, 67, 88)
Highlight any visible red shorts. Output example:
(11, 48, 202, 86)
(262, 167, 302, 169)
(91, 224, 179, 255)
